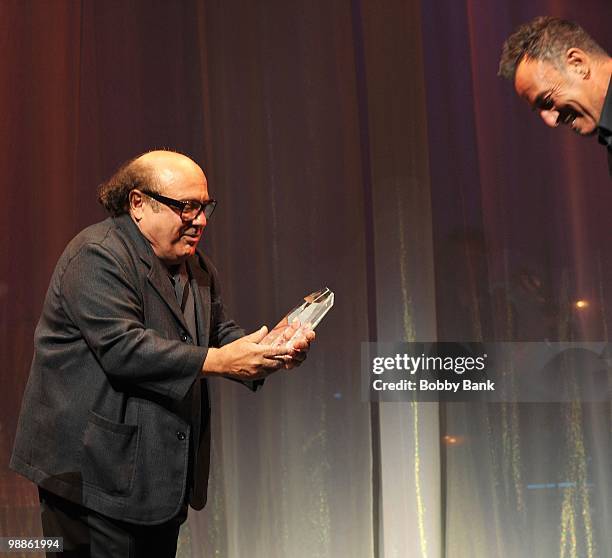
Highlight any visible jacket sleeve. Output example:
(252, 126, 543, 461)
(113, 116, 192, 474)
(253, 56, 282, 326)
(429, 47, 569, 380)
(203, 254, 263, 392)
(59, 242, 207, 400)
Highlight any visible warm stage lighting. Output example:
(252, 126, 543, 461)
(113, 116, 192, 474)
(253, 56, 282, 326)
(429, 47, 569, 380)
(443, 435, 464, 446)
(574, 299, 589, 309)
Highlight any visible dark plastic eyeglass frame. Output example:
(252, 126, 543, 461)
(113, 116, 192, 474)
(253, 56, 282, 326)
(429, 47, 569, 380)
(141, 190, 217, 221)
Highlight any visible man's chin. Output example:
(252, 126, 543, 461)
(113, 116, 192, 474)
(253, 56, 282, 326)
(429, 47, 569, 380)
(172, 243, 198, 262)
(572, 120, 597, 136)
(183, 244, 198, 257)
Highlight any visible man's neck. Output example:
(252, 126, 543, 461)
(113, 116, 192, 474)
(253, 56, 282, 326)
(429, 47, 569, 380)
(167, 263, 182, 276)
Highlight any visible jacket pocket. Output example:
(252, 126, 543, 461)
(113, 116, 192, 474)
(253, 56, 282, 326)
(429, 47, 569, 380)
(82, 411, 139, 496)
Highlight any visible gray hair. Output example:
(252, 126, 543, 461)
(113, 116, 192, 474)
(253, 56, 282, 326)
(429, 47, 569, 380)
(498, 16, 608, 81)
(97, 156, 159, 216)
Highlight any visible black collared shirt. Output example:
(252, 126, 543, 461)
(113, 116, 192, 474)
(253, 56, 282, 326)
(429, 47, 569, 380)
(168, 261, 202, 506)
(597, 75, 612, 177)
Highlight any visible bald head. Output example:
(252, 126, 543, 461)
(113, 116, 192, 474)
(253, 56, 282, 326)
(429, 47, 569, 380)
(136, 150, 198, 167)
(97, 150, 207, 217)
(135, 151, 205, 189)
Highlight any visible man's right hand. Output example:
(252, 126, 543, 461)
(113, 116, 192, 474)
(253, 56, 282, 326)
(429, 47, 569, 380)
(202, 326, 293, 380)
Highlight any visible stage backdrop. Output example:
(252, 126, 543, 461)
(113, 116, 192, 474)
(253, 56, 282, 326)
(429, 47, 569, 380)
(1, 1, 611, 558)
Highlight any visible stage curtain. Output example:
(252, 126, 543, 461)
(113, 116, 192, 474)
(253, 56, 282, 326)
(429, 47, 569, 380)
(190, 0, 440, 556)
(420, 1, 612, 557)
(1, 2, 377, 557)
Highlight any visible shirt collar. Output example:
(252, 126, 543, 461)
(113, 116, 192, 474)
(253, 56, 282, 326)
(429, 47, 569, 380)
(598, 74, 612, 147)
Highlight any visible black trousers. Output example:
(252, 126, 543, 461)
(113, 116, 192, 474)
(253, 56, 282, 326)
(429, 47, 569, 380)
(38, 488, 187, 558)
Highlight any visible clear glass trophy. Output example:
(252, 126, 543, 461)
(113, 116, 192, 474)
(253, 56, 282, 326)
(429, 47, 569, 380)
(261, 287, 334, 348)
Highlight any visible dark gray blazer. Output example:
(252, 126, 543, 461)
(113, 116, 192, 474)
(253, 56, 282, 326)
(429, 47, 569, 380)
(10, 213, 245, 524)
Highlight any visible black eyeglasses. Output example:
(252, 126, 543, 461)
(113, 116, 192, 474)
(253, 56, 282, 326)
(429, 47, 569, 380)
(141, 191, 217, 221)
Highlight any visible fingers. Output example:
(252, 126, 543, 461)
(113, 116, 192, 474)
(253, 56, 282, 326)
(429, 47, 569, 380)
(292, 350, 307, 363)
(282, 351, 307, 370)
(287, 336, 309, 351)
(276, 321, 315, 348)
(261, 357, 285, 370)
(243, 325, 269, 343)
(221, 320, 316, 381)
(261, 344, 294, 359)
(279, 320, 300, 342)
(287, 329, 314, 351)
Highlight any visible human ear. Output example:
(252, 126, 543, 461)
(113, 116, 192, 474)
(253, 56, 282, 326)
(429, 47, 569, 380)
(565, 48, 591, 79)
(129, 190, 145, 220)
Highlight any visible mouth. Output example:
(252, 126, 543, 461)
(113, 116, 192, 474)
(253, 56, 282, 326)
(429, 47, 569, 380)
(181, 228, 202, 242)
(558, 107, 579, 128)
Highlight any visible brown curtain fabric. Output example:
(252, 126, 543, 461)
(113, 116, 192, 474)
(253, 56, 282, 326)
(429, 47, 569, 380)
(1, 2, 381, 555)
(188, 2, 375, 556)
(1, 0, 207, 544)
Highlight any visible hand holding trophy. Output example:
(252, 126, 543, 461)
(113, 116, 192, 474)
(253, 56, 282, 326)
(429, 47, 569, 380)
(261, 288, 334, 362)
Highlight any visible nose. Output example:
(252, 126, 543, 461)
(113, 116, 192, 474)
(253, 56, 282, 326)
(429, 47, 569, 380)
(192, 209, 207, 227)
(539, 109, 559, 128)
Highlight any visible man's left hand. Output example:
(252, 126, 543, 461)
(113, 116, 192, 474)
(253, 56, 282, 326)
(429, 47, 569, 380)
(275, 320, 316, 370)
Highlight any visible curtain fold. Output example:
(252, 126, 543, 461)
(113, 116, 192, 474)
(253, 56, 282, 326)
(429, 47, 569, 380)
(421, 1, 612, 557)
(189, 2, 376, 556)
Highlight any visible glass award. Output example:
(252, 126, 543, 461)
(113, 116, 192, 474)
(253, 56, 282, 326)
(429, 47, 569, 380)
(262, 287, 334, 348)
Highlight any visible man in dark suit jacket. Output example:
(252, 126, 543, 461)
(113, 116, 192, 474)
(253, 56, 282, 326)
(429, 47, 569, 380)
(498, 16, 612, 176)
(10, 150, 314, 557)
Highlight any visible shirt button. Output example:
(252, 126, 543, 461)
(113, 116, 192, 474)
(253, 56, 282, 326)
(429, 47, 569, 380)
(176, 431, 186, 441)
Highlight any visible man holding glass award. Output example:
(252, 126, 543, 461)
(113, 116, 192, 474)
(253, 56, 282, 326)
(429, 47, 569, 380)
(10, 151, 333, 558)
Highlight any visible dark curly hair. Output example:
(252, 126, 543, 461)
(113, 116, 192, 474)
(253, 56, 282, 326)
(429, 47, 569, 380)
(97, 156, 159, 216)
(498, 16, 607, 81)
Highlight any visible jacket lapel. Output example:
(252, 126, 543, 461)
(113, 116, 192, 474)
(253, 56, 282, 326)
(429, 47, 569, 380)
(187, 257, 211, 347)
(113, 214, 191, 334)
(146, 260, 191, 333)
